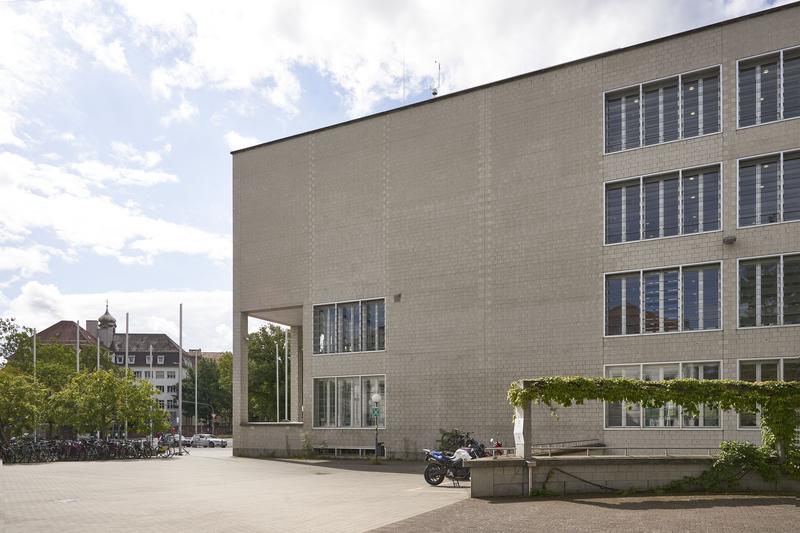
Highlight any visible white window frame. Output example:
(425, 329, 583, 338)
(737, 252, 800, 329)
(737, 149, 800, 230)
(736, 357, 798, 430)
(166, 371, 176, 379)
(116, 355, 123, 364)
(603, 163, 723, 246)
(604, 360, 723, 430)
(127, 355, 135, 365)
(145, 355, 152, 365)
(603, 65, 722, 154)
(736, 46, 800, 129)
(157, 355, 165, 364)
(312, 298, 386, 356)
(312, 374, 387, 429)
(155, 371, 164, 379)
(604, 261, 723, 337)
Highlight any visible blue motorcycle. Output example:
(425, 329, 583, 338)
(422, 437, 486, 486)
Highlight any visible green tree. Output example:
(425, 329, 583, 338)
(182, 358, 229, 426)
(0, 317, 31, 366)
(247, 325, 289, 422)
(54, 370, 168, 437)
(0, 369, 48, 445)
(217, 352, 233, 423)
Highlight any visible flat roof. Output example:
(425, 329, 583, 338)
(231, 1, 800, 155)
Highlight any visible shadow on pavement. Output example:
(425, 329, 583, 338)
(270, 458, 429, 475)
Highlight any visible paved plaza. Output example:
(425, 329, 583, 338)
(2, 447, 799, 532)
(0, 446, 468, 532)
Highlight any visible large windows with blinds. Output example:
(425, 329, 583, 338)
(605, 66, 720, 153)
(739, 151, 800, 227)
(606, 263, 721, 336)
(738, 47, 800, 127)
(605, 361, 721, 429)
(313, 375, 386, 428)
(738, 358, 798, 428)
(605, 165, 721, 245)
(739, 254, 800, 327)
(313, 299, 385, 354)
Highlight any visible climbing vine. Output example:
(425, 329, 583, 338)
(508, 377, 800, 482)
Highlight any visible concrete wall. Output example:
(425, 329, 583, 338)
(469, 456, 800, 497)
(232, 4, 800, 457)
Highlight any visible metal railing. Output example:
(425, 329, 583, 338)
(533, 446, 720, 457)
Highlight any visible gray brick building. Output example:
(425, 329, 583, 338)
(232, 3, 800, 459)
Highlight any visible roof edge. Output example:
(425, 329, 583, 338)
(231, 0, 800, 155)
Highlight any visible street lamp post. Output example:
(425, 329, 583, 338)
(371, 393, 382, 459)
(149, 344, 154, 444)
(194, 351, 198, 436)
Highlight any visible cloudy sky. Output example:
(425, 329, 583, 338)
(0, 0, 787, 351)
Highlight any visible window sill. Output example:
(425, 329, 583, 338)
(604, 229, 723, 247)
(736, 218, 800, 230)
(604, 130, 722, 156)
(311, 426, 386, 430)
(736, 114, 800, 131)
(736, 323, 800, 331)
(604, 328, 723, 338)
(313, 349, 386, 357)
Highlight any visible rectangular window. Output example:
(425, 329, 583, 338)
(336, 302, 360, 353)
(605, 66, 720, 153)
(785, 49, 800, 119)
(739, 359, 780, 427)
(605, 365, 641, 428)
(166, 371, 176, 379)
(604, 180, 640, 244)
(606, 361, 721, 429)
(642, 363, 680, 427)
(605, 164, 720, 245)
(605, 273, 640, 336)
(314, 299, 386, 354)
(157, 400, 165, 409)
(643, 79, 679, 146)
(738, 48, 800, 126)
(681, 362, 721, 427)
(167, 385, 177, 393)
(133, 371, 142, 378)
(361, 299, 385, 351)
(784, 153, 800, 222)
(156, 385, 165, 393)
(145, 355, 152, 365)
(314, 375, 386, 428)
(157, 355, 165, 364)
(167, 399, 177, 409)
(313, 305, 336, 354)
(607, 263, 720, 336)
(313, 378, 336, 427)
(739, 257, 780, 327)
(682, 265, 721, 331)
(116, 355, 123, 364)
(127, 355, 135, 365)
(739, 157, 780, 226)
(144, 371, 151, 378)
(783, 255, 800, 325)
(336, 377, 361, 427)
(155, 371, 164, 379)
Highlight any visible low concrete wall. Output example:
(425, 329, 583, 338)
(468, 455, 800, 498)
(234, 422, 306, 458)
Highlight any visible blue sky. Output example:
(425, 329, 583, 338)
(0, 0, 785, 350)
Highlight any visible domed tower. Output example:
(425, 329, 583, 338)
(97, 303, 117, 349)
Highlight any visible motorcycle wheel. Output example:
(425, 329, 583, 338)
(424, 463, 446, 486)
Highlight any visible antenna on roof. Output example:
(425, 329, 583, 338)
(431, 60, 441, 97)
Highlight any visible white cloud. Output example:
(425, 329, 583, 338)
(0, 152, 230, 271)
(224, 131, 259, 151)
(60, 2, 131, 75)
(3, 281, 233, 351)
(118, 0, 786, 118)
(0, 245, 72, 279)
(160, 95, 198, 127)
(110, 141, 163, 169)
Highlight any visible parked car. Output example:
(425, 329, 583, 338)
(159, 434, 191, 446)
(191, 434, 227, 448)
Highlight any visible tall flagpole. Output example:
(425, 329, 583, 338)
(194, 351, 198, 435)
(124, 313, 129, 441)
(33, 328, 37, 442)
(150, 344, 154, 444)
(178, 303, 183, 454)
(284, 332, 288, 421)
(275, 340, 279, 422)
(76, 320, 80, 372)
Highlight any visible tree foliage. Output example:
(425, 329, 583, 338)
(508, 376, 800, 482)
(181, 356, 232, 426)
(0, 370, 48, 445)
(248, 325, 289, 422)
(54, 370, 169, 437)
